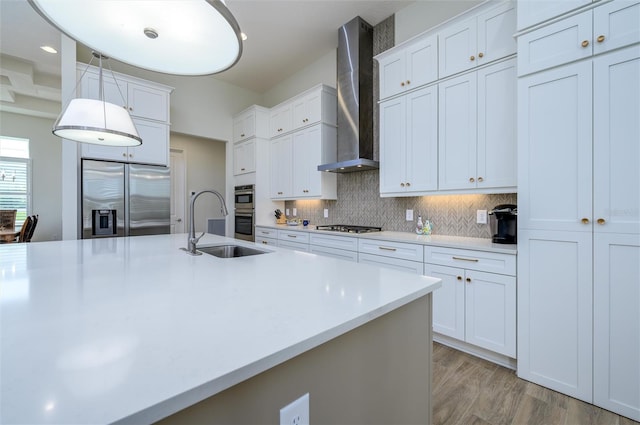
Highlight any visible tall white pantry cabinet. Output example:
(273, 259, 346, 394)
(516, 0, 640, 421)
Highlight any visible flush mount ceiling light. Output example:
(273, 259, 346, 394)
(27, 0, 243, 75)
(53, 53, 142, 147)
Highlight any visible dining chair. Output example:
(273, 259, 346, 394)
(16, 216, 33, 243)
(26, 214, 38, 242)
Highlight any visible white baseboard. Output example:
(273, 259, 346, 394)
(434, 333, 517, 370)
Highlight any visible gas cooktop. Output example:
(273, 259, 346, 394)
(315, 224, 382, 234)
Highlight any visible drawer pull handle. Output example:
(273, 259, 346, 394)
(581, 40, 589, 48)
(452, 256, 479, 262)
(378, 246, 397, 252)
(597, 35, 605, 43)
(288, 235, 297, 238)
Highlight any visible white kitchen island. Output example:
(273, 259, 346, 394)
(0, 233, 441, 424)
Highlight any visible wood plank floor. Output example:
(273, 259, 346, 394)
(432, 342, 640, 425)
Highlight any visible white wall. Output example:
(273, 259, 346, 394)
(394, 0, 484, 44)
(261, 49, 337, 108)
(170, 133, 227, 234)
(0, 111, 62, 241)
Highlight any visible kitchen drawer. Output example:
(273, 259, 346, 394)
(255, 236, 277, 247)
(310, 245, 358, 262)
(358, 239, 424, 262)
(277, 239, 310, 252)
(358, 253, 423, 275)
(255, 227, 278, 239)
(309, 233, 358, 252)
(277, 229, 310, 244)
(424, 246, 516, 276)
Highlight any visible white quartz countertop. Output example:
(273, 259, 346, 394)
(0, 234, 440, 424)
(256, 224, 517, 254)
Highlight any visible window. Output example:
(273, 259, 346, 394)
(0, 137, 30, 228)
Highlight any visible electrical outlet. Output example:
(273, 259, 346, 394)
(323, 208, 329, 218)
(280, 393, 309, 425)
(286, 208, 290, 216)
(406, 209, 414, 221)
(292, 208, 297, 217)
(477, 209, 488, 224)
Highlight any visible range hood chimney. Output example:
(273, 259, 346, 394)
(318, 16, 377, 173)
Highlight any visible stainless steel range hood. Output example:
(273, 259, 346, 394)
(318, 16, 377, 173)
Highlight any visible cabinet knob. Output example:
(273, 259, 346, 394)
(240, 133, 245, 137)
(400, 182, 405, 187)
(581, 217, 590, 224)
(478, 52, 484, 58)
(129, 154, 133, 158)
(240, 168, 245, 171)
(129, 107, 133, 111)
(477, 176, 483, 182)
(406, 182, 411, 187)
(470, 55, 475, 61)
(469, 177, 475, 183)
(465, 277, 471, 283)
(122, 153, 127, 157)
(277, 191, 283, 195)
(597, 35, 605, 43)
(406, 80, 410, 85)
(581, 40, 590, 48)
(401, 82, 405, 87)
(457, 276, 463, 281)
(597, 218, 606, 225)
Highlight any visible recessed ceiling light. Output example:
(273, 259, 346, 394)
(241, 32, 248, 41)
(40, 45, 57, 54)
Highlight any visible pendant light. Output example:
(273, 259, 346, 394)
(27, 0, 243, 76)
(53, 53, 142, 147)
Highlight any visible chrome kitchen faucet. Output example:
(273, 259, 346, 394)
(183, 190, 229, 255)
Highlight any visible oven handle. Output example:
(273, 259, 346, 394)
(235, 190, 254, 196)
(235, 212, 254, 218)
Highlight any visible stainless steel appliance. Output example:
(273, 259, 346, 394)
(81, 159, 170, 239)
(318, 16, 377, 173)
(489, 204, 517, 244)
(234, 184, 255, 241)
(315, 224, 382, 234)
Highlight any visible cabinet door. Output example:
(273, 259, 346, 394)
(517, 61, 592, 231)
(270, 135, 292, 198)
(406, 34, 439, 91)
(477, 59, 517, 190)
(465, 270, 516, 357)
(292, 126, 322, 197)
(517, 229, 593, 402)
(82, 70, 128, 109)
(127, 83, 168, 122)
(406, 85, 438, 192)
(129, 120, 169, 165)
(233, 110, 255, 143)
(439, 17, 477, 78)
(81, 143, 127, 162)
(517, 11, 593, 76)
(293, 91, 322, 129)
(593, 233, 640, 421)
(378, 49, 407, 100)
(438, 72, 477, 190)
(379, 97, 407, 194)
(593, 1, 640, 55)
(517, 0, 591, 31)
(425, 264, 465, 340)
(477, 2, 516, 66)
(270, 104, 292, 138)
(233, 139, 256, 175)
(593, 46, 640, 234)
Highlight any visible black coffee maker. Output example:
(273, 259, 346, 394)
(489, 204, 517, 244)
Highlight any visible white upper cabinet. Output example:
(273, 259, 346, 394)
(270, 103, 293, 138)
(439, 1, 516, 78)
(80, 66, 170, 123)
(439, 58, 517, 192)
(78, 63, 172, 166)
(292, 124, 337, 199)
(518, 1, 640, 76)
(232, 106, 269, 175)
(270, 134, 293, 199)
(292, 90, 323, 129)
(233, 109, 256, 143)
(380, 85, 438, 196)
(376, 33, 438, 100)
(233, 139, 256, 175)
(517, 0, 593, 31)
(271, 85, 337, 138)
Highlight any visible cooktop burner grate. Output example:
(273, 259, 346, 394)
(315, 224, 382, 234)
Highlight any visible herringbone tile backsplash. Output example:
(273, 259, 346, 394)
(285, 171, 516, 238)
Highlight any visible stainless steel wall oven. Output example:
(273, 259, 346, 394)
(234, 185, 255, 241)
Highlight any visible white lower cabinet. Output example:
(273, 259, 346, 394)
(357, 239, 424, 274)
(309, 233, 358, 262)
(276, 229, 310, 252)
(425, 246, 516, 358)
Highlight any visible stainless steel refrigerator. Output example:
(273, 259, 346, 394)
(81, 159, 170, 239)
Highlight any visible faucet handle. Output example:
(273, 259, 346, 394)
(191, 231, 206, 246)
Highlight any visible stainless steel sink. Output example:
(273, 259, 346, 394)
(197, 244, 268, 258)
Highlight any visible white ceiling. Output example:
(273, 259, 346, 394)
(0, 0, 411, 118)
